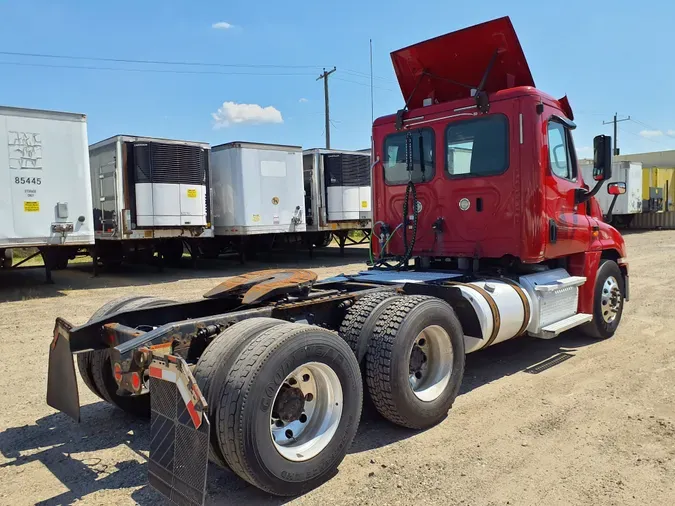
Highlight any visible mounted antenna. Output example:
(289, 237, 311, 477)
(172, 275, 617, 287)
(395, 72, 426, 130)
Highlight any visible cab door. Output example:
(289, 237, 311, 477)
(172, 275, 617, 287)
(544, 114, 592, 258)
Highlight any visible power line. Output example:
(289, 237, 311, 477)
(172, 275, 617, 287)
(617, 125, 673, 147)
(630, 118, 675, 138)
(333, 76, 396, 93)
(341, 68, 396, 84)
(0, 60, 315, 76)
(0, 50, 326, 69)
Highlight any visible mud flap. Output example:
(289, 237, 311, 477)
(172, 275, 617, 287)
(47, 318, 80, 422)
(148, 361, 209, 506)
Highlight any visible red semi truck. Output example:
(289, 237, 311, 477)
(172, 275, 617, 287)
(47, 17, 628, 504)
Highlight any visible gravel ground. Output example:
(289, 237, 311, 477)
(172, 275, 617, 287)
(0, 233, 674, 506)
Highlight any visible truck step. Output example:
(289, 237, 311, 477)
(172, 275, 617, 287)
(534, 276, 586, 292)
(537, 313, 593, 338)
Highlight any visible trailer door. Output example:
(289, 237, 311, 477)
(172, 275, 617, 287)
(96, 150, 118, 234)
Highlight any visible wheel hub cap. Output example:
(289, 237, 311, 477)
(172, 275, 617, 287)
(270, 362, 343, 462)
(601, 276, 622, 323)
(408, 325, 453, 402)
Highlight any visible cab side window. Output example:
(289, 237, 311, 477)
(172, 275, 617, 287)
(547, 121, 576, 180)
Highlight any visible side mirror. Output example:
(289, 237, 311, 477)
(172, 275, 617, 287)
(593, 135, 613, 181)
(607, 182, 626, 195)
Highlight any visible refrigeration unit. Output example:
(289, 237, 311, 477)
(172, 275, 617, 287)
(0, 106, 94, 276)
(88, 135, 212, 264)
(302, 148, 371, 246)
(210, 142, 306, 236)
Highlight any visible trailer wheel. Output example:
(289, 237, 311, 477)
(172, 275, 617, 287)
(157, 240, 184, 266)
(366, 295, 465, 429)
(194, 317, 285, 468)
(41, 248, 69, 270)
(581, 259, 625, 339)
(78, 296, 176, 417)
(2, 249, 12, 269)
(217, 323, 362, 496)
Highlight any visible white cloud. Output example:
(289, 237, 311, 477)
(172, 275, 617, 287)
(212, 21, 233, 30)
(640, 129, 663, 138)
(668, 130, 675, 136)
(299, 97, 309, 103)
(212, 101, 283, 128)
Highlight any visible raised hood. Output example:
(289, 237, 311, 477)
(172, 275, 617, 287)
(391, 17, 534, 109)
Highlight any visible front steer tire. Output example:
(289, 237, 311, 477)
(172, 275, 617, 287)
(216, 323, 363, 496)
(366, 295, 465, 429)
(581, 259, 625, 339)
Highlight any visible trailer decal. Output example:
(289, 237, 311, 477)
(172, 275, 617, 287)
(23, 201, 40, 212)
(8, 131, 43, 170)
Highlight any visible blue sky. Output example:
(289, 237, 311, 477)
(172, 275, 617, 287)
(1, 0, 674, 156)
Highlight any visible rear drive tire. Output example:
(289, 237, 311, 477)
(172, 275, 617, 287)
(78, 296, 176, 417)
(339, 291, 402, 413)
(339, 291, 402, 364)
(77, 295, 153, 400)
(216, 323, 362, 496)
(581, 259, 625, 339)
(194, 317, 284, 468)
(366, 295, 465, 429)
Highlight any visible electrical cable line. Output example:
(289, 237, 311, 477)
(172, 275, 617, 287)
(0, 60, 316, 76)
(333, 76, 396, 93)
(0, 50, 326, 69)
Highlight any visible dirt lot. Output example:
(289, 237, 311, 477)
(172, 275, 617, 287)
(0, 234, 674, 506)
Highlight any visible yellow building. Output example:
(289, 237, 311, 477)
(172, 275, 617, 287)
(615, 150, 675, 211)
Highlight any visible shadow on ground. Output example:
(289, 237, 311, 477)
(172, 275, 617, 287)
(0, 329, 598, 505)
(0, 246, 368, 303)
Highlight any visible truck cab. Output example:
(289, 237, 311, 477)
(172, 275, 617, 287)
(372, 17, 628, 317)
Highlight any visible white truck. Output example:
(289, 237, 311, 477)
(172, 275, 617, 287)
(0, 106, 94, 279)
(579, 160, 643, 226)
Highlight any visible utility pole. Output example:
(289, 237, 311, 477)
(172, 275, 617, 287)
(317, 66, 336, 149)
(603, 112, 631, 156)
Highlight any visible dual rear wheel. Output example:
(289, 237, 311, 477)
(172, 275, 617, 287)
(195, 321, 362, 496)
(341, 293, 466, 429)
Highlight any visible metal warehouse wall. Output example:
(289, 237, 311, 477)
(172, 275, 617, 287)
(630, 211, 675, 229)
(616, 150, 675, 168)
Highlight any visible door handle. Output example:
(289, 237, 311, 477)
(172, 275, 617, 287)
(549, 219, 558, 244)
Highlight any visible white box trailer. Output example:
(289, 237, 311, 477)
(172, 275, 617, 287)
(0, 106, 94, 273)
(211, 142, 306, 236)
(302, 148, 372, 251)
(88, 135, 212, 266)
(580, 160, 642, 225)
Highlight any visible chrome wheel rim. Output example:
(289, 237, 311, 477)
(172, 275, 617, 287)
(408, 325, 453, 402)
(270, 362, 343, 462)
(601, 275, 622, 323)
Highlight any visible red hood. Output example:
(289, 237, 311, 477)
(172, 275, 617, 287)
(391, 17, 535, 109)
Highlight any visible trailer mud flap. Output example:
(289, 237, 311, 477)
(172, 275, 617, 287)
(148, 359, 209, 506)
(47, 318, 80, 422)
